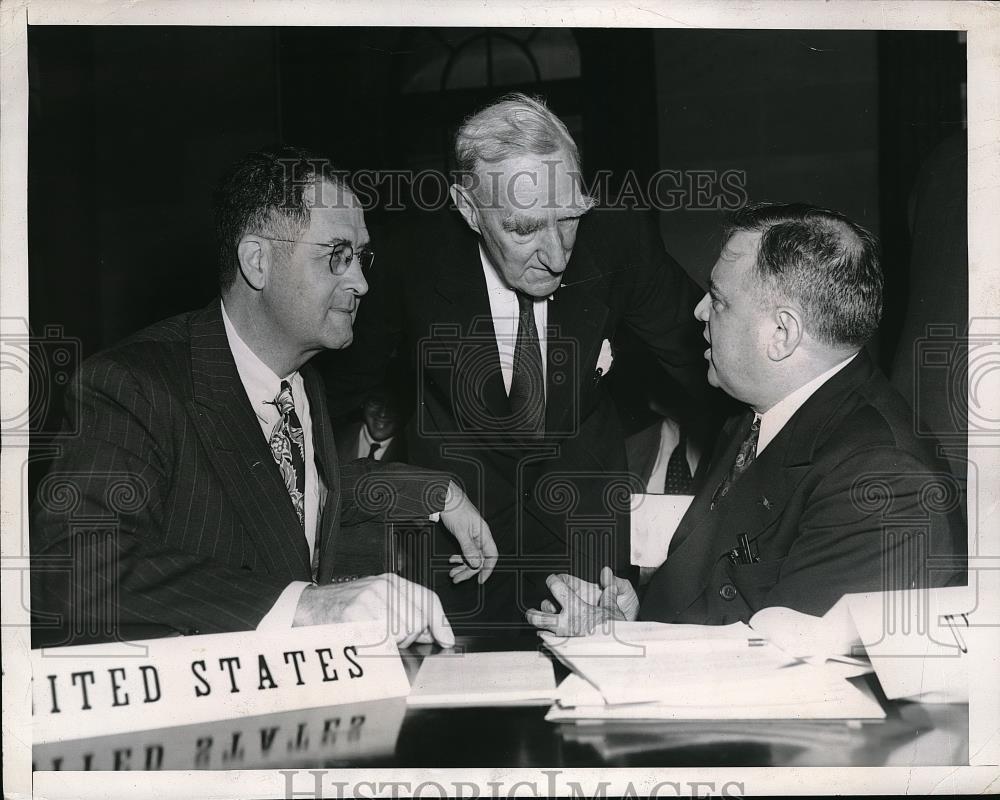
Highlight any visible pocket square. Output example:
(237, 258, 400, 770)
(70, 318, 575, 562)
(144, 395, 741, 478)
(595, 338, 614, 377)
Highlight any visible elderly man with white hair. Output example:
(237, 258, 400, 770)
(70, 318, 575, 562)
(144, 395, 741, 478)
(334, 93, 710, 630)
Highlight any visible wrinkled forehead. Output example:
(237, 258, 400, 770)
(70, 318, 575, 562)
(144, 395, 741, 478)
(302, 178, 362, 213)
(303, 180, 368, 240)
(714, 230, 761, 277)
(476, 151, 587, 215)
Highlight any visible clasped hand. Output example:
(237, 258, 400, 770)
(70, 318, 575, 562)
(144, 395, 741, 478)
(526, 566, 640, 637)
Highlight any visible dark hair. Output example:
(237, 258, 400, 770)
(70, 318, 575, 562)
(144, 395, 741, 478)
(214, 145, 347, 290)
(723, 202, 883, 347)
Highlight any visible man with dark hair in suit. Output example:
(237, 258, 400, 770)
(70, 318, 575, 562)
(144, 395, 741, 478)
(330, 93, 710, 630)
(31, 146, 497, 647)
(528, 202, 965, 635)
(336, 386, 407, 465)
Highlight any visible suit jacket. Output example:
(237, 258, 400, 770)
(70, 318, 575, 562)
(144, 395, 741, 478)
(335, 419, 407, 464)
(327, 208, 709, 624)
(625, 420, 711, 493)
(31, 301, 448, 645)
(640, 351, 966, 625)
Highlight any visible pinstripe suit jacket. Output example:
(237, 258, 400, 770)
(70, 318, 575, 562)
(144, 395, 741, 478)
(31, 301, 449, 644)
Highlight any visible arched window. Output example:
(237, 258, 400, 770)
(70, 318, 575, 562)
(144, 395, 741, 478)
(390, 28, 583, 171)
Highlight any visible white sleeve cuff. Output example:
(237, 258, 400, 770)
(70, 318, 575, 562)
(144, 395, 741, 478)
(428, 511, 441, 523)
(257, 581, 312, 629)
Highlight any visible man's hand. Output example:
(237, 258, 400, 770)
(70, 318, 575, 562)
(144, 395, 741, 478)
(440, 480, 498, 584)
(292, 573, 455, 648)
(526, 567, 640, 637)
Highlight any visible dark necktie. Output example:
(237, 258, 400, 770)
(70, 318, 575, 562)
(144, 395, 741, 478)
(710, 413, 760, 510)
(367, 441, 381, 460)
(509, 291, 545, 435)
(663, 430, 694, 494)
(268, 380, 306, 528)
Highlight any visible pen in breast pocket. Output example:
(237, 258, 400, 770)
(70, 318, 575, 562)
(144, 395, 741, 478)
(737, 533, 759, 564)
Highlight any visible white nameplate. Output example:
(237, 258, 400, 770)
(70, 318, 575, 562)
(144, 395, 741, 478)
(32, 621, 408, 744)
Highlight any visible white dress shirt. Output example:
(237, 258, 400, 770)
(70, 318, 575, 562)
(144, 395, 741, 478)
(480, 244, 549, 395)
(220, 302, 315, 628)
(756, 352, 859, 456)
(357, 424, 393, 461)
(644, 417, 701, 493)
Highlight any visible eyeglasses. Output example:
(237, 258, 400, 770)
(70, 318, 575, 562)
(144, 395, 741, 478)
(258, 236, 375, 276)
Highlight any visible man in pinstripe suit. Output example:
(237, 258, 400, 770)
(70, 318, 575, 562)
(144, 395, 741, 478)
(31, 146, 497, 648)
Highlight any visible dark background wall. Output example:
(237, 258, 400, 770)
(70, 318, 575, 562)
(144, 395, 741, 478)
(28, 26, 968, 488)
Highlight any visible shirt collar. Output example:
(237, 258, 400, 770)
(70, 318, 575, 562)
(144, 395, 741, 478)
(359, 423, 392, 454)
(478, 244, 557, 301)
(756, 352, 859, 454)
(221, 300, 299, 410)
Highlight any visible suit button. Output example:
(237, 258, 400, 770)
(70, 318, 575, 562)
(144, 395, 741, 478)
(719, 583, 738, 601)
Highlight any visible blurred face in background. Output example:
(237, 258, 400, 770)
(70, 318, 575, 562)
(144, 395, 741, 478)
(362, 392, 400, 442)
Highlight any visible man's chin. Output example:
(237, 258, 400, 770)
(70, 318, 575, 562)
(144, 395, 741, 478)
(322, 328, 353, 350)
(521, 278, 561, 298)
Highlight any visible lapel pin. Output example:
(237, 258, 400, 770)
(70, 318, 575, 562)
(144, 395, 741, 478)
(761, 496, 771, 510)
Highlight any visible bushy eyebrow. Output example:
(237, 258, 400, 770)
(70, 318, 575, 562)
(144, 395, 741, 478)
(501, 213, 545, 233)
(319, 235, 370, 249)
(501, 207, 591, 233)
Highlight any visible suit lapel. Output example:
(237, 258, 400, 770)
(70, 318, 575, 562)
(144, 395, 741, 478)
(186, 302, 311, 579)
(302, 365, 343, 582)
(546, 245, 609, 433)
(628, 422, 664, 486)
(643, 351, 876, 620)
(432, 233, 511, 426)
(700, 353, 876, 565)
(642, 413, 750, 618)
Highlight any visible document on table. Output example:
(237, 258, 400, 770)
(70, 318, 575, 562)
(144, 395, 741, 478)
(542, 621, 886, 721)
(407, 651, 557, 707)
(546, 666, 885, 721)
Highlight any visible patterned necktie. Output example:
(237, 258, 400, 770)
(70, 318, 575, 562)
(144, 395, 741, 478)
(268, 380, 306, 528)
(509, 291, 545, 435)
(367, 441, 381, 460)
(663, 431, 694, 494)
(710, 413, 760, 510)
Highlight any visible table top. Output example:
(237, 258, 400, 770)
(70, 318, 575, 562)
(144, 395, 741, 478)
(32, 635, 969, 771)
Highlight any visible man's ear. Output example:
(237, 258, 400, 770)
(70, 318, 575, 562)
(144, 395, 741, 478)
(450, 184, 482, 236)
(767, 306, 803, 361)
(237, 236, 268, 291)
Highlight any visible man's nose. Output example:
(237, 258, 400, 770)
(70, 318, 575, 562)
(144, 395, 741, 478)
(694, 292, 711, 321)
(536, 227, 569, 274)
(344, 260, 369, 296)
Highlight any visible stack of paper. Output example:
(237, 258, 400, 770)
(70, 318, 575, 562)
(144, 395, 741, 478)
(749, 586, 972, 703)
(542, 622, 885, 722)
(407, 651, 556, 708)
